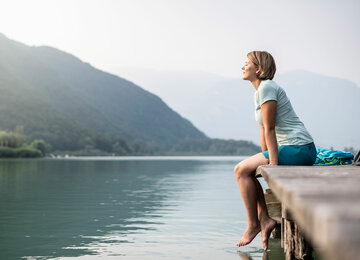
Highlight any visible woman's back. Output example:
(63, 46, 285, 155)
(254, 79, 313, 145)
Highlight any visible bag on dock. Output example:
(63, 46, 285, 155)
(314, 148, 354, 166)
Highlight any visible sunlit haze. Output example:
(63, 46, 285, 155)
(1, 0, 359, 85)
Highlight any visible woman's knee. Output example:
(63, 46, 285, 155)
(234, 162, 249, 181)
(234, 153, 268, 181)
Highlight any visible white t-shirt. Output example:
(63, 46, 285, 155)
(254, 80, 314, 146)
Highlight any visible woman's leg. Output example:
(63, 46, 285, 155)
(234, 153, 276, 250)
(254, 177, 277, 250)
(255, 178, 266, 220)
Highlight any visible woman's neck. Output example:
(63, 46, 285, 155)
(251, 78, 262, 90)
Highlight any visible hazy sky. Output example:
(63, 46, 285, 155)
(1, 0, 359, 85)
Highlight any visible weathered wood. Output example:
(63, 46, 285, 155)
(294, 225, 313, 260)
(283, 211, 313, 260)
(284, 218, 293, 259)
(264, 189, 282, 223)
(264, 189, 282, 238)
(281, 214, 285, 248)
(264, 188, 280, 203)
(256, 165, 360, 260)
(267, 202, 281, 222)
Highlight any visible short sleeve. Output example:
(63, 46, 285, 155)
(258, 81, 277, 105)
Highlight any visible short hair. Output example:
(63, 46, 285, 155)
(247, 51, 276, 80)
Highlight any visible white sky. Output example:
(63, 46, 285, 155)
(1, 0, 359, 85)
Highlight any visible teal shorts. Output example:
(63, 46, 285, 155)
(262, 142, 317, 165)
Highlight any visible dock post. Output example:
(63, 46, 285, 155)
(282, 204, 313, 260)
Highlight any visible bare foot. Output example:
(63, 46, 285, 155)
(260, 218, 277, 250)
(236, 224, 261, 247)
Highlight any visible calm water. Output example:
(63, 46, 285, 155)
(0, 157, 284, 260)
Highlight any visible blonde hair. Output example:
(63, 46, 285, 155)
(247, 51, 276, 80)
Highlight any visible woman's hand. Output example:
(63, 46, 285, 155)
(269, 162, 278, 166)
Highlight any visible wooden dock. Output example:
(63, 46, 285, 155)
(256, 165, 360, 260)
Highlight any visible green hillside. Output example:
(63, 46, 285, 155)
(0, 33, 207, 153)
(0, 33, 260, 155)
(32, 46, 206, 147)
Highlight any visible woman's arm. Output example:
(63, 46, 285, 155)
(261, 100, 278, 165)
(259, 125, 267, 152)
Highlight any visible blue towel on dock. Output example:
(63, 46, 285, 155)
(314, 148, 354, 166)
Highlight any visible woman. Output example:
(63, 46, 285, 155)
(234, 51, 316, 250)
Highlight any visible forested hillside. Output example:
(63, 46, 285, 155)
(0, 33, 208, 153)
(0, 33, 260, 155)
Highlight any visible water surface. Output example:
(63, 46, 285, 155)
(0, 157, 284, 259)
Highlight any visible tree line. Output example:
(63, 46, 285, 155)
(0, 126, 45, 158)
(0, 126, 261, 157)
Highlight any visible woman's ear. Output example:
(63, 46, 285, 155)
(256, 66, 262, 76)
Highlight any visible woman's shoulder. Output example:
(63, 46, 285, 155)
(259, 79, 279, 90)
(256, 80, 280, 103)
(258, 80, 280, 94)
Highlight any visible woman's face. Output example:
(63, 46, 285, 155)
(241, 58, 258, 81)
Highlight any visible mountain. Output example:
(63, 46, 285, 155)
(116, 68, 360, 150)
(0, 33, 207, 152)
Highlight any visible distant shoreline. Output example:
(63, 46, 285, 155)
(45, 155, 249, 161)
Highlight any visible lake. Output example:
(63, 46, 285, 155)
(0, 157, 284, 259)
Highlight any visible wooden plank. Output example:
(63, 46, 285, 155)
(265, 188, 280, 203)
(266, 202, 281, 223)
(256, 165, 360, 260)
(264, 189, 282, 223)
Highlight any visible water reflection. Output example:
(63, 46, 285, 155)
(236, 238, 284, 260)
(238, 251, 266, 260)
(0, 159, 214, 259)
(0, 158, 284, 259)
